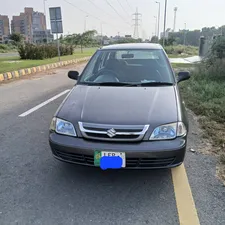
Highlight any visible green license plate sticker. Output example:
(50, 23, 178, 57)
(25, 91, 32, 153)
(94, 151, 102, 167)
(94, 151, 126, 167)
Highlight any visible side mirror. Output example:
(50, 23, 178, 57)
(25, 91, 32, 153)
(177, 71, 190, 83)
(68, 71, 79, 80)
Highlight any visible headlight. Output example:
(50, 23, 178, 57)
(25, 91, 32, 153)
(50, 117, 77, 137)
(150, 122, 187, 140)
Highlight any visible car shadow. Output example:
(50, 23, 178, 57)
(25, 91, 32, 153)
(52, 162, 173, 198)
(45, 162, 178, 224)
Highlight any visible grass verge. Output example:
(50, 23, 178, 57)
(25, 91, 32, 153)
(179, 63, 225, 181)
(165, 45, 198, 57)
(171, 63, 196, 69)
(0, 48, 96, 74)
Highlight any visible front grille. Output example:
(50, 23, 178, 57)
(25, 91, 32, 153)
(53, 149, 175, 168)
(53, 149, 94, 165)
(86, 133, 140, 140)
(125, 157, 175, 168)
(78, 122, 149, 142)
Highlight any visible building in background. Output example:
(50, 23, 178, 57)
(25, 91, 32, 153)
(33, 30, 53, 44)
(11, 7, 52, 44)
(0, 15, 10, 43)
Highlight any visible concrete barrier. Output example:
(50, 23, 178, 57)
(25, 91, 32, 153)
(0, 56, 91, 83)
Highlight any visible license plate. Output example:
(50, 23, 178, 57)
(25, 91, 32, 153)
(94, 151, 126, 169)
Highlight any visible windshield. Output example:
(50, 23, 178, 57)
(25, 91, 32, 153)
(79, 49, 174, 85)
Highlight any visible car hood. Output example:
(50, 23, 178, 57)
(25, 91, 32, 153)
(57, 85, 178, 126)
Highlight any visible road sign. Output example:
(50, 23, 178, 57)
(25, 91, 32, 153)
(49, 7, 62, 20)
(49, 7, 63, 62)
(49, 7, 63, 34)
(50, 21, 63, 34)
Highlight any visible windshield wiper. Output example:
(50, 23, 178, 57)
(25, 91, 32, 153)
(81, 82, 174, 87)
(136, 82, 174, 86)
(84, 82, 136, 86)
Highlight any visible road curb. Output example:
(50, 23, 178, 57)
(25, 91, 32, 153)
(0, 56, 91, 83)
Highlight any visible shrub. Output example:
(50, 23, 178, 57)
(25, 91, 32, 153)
(164, 45, 198, 56)
(207, 36, 225, 66)
(0, 44, 17, 53)
(180, 61, 225, 122)
(18, 43, 74, 60)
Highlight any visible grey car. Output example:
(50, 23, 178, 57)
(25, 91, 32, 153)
(49, 43, 191, 169)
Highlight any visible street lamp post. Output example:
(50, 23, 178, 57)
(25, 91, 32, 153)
(163, 0, 167, 47)
(155, 1, 160, 39)
(43, 0, 48, 43)
(84, 15, 88, 32)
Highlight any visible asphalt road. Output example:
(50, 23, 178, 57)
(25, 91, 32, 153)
(0, 52, 19, 58)
(0, 64, 225, 225)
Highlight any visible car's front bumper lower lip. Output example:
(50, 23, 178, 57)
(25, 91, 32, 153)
(49, 133, 187, 169)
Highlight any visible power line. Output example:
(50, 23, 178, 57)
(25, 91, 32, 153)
(126, 0, 134, 12)
(116, 0, 131, 18)
(63, 0, 101, 21)
(63, 0, 130, 30)
(86, 0, 116, 19)
(86, 0, 132, 28)
(105, 0, 131, 26)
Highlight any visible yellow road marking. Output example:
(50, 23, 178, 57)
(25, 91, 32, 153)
(171, 164, 200, 225)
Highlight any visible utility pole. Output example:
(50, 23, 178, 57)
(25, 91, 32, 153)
(163, 0, 167, 47)
(100, 22, 103, 46)
(154, 16, 157, 37)
(43, 0, 48, 43)
(133, 8, 142, 39)
(173, 7, 178, 32)
(155, 1, 161, 39)
(184, 22, 187, 46)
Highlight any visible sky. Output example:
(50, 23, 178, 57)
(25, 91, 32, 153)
(1, 0, 225, 39)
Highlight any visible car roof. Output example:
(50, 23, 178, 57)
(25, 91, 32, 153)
(101, 43, 163, 50)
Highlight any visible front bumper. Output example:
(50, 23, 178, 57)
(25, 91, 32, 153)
(49, 133, 187, 169)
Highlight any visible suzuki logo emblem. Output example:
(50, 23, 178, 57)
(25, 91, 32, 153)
(107, 128, 117, 138)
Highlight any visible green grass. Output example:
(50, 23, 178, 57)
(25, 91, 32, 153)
(165, 45, 198, 57)
(0, 48, 96, 73)
(180, 63, 225, 156)
(179, 62, 225, 182)
(168, 54, 191, 58)
(168, 54, 185, 58)
(171, 63, 196, 68)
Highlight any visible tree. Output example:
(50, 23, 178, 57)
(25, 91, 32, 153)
(9, 33, 23, 45)
(209, 36, 225, 60)
(167, 36, 175, 46)
(64, 30, 97, 53)
(150, 36, 158, 43)
(59, 34, 64, 42)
